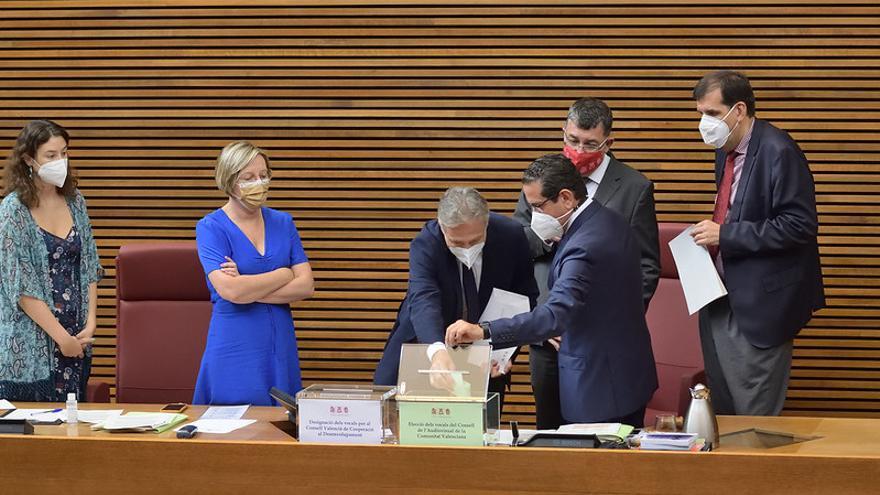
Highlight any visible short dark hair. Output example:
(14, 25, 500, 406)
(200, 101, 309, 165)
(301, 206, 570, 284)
(693, 70, 756, 117)
(522, 154, 587, 202)
(566, 97, 613, 135)
(3, 119, 77, 208)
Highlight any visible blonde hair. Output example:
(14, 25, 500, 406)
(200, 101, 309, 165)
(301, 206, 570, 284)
(214, 141, 271, 195)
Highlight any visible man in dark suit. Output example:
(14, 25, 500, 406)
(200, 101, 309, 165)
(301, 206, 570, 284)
(690, 70, 825, 415)
(512, 98, 660, 429)
(374, 187, 539, 407)
(447, 155, 658, 426)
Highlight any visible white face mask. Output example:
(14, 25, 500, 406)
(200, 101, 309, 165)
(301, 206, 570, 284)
(530, 208, 573, 243)
(698, 106, 738, 149)
(34, 157, 68, 188)
(449, 242, 484, 270)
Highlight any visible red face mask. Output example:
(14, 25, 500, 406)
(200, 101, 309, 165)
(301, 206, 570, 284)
(563, 145, 605, 176)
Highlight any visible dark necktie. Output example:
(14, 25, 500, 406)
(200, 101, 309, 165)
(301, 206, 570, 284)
(462, 266, 480, 323)
(710, 151, 740, 258)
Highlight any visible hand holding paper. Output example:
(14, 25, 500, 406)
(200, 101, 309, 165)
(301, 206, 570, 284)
(668, 226, 728, 315)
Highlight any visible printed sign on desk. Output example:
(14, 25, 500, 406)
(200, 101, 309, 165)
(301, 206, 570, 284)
(398, 401, 484, 446)
(298, 399, 383, 444)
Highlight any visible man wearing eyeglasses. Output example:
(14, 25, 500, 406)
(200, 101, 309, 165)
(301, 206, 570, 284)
(447, 154, 658, 427)
(512, 97, 660, 429)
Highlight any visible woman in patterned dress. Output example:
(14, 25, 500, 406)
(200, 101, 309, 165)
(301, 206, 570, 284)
(0, 120, 103, 401)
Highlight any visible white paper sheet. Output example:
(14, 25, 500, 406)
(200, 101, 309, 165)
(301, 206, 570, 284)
(65, 409, 124, 424)
(557, 423, 624, 436)
(199, 405, 249, 421)
(3, 408, 55, 420)
(474, 288, 531, 372)
(0, 399, 15, 409)
(101, 413, 177, 430)
(176, 419, 256, 434)
(668, 226, 728, 315)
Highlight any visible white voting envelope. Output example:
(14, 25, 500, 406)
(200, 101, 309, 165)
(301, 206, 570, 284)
(668, 226, 728, 315)
(473, 288, 531, 372)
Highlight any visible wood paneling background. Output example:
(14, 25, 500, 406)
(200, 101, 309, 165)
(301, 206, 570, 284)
(0, 0, 878, 425)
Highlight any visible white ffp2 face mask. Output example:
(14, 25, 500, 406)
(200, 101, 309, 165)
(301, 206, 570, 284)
(698, 106, 738, 149)
(530, 207, 575, 243)
(35, 157, 68, 187)
(449, 242, 484, 270)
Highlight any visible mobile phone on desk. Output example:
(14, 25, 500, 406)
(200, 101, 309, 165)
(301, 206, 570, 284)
(161, 402, 188, 413)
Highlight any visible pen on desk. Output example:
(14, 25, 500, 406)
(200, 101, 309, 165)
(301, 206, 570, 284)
(30, 408, 62, 416)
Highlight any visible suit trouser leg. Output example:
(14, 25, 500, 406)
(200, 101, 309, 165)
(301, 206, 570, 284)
(488, 374, 508, 412)
(699, 297, 793, 416)
(529, 343, 565, 430)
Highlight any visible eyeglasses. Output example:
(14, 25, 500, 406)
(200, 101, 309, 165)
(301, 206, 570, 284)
(562, 134, 609, 152)
(530, 197, 555, 211)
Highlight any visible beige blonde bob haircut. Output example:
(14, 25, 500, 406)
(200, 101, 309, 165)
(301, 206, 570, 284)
(214, 140, 271, 196)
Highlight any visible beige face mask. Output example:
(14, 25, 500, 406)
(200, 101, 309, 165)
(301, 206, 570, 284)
(237, 178, 270, 209)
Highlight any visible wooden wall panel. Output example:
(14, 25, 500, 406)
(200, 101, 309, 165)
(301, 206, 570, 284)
(0, 0, 878, 425)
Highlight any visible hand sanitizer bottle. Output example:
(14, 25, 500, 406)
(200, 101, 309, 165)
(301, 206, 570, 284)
(66, 392, 78, 424)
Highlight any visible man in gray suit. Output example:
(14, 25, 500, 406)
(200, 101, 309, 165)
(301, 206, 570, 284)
(513, 97, 660, 429)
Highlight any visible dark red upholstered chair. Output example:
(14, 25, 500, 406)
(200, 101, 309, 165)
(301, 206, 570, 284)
(115, 242, 211, 403)
(644, 223, 706, 426)
(86, 380, 110, 403)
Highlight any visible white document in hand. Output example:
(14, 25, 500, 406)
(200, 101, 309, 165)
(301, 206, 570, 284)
(474, 288, 531, 371)
(668, 226, 728, 315)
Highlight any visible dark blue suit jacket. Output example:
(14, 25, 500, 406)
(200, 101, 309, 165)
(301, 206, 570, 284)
(374, 212, 539, 386)
(718, 119, 825, 348)
(490, 201, 658, 423)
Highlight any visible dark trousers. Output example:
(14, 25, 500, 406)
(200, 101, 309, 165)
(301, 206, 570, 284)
(488, 375, 508, 413)
(530, 343, 647, 428)
(529, 343, 565, 430)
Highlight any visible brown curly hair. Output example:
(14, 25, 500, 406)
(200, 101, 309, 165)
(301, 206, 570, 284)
(3, 119, 78, 208)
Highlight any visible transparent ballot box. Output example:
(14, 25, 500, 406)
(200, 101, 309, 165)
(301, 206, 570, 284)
(395, 343, 500, 446)
(295, 384, 397, 444)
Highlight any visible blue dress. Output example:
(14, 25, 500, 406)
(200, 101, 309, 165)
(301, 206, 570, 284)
(193, 207, 308, 405)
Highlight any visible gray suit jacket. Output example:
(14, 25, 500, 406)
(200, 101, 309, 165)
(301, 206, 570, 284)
(513, 155, 660, 309)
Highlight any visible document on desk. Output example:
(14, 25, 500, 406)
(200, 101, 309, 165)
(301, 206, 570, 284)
(558, 422, 634, 439)
(176, 419, 256, 434)
(474, 288, 531, 371)
(668, 226, 728, 315)
(4, 408, 56, 420)
(0, 399, 15, 409)
(66, 409, 124, 424)
(200, 405, 249, 421)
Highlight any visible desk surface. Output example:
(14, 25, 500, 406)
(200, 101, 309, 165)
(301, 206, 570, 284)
(2, 402, 879, 494)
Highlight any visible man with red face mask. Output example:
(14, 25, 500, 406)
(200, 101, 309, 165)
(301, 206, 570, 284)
(512, 97, 660, 429)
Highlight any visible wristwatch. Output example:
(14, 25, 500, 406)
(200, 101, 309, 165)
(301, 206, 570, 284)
(479, 321, 491, 340)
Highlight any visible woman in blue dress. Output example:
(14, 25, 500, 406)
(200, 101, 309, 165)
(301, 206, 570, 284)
(0, 120, 103, 402)
(194, 141, 314, 405)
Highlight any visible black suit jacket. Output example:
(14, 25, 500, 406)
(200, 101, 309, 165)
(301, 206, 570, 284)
(513, 155, 660, 309)
(374, 212, 539, 385)
(717, 119, 825, 348)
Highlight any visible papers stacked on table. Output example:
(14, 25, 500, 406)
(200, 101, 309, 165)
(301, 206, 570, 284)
(639, 432, 699, 451)
(557, 422, 634, 440)
(92, 412, 188, 433)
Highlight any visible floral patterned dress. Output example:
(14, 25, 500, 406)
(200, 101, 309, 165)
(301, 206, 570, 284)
(41, 225, 90, 400)
(0, 191, 102, 402)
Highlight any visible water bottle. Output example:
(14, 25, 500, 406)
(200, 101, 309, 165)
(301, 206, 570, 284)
(66, 392, 78, 424)
(683, 384, 719, 450)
